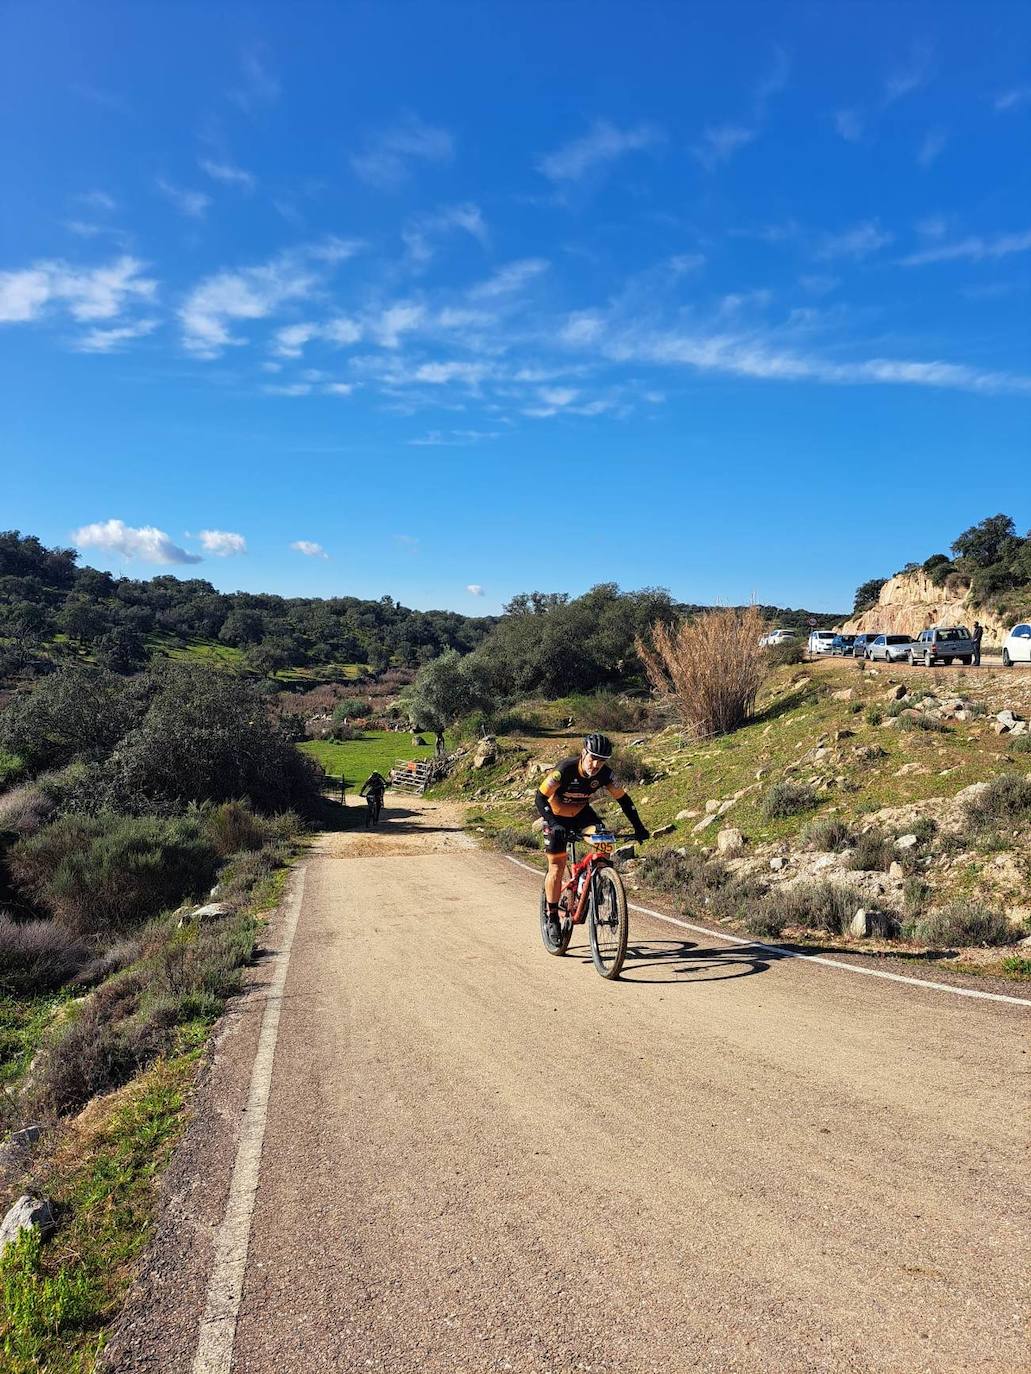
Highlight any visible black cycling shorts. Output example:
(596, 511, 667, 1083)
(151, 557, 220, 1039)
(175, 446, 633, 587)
(545, 806, 601, 856)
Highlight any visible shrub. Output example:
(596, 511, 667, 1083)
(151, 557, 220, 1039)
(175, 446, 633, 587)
(0, 915, 87, 994)
(0, 783, 54, 837)
(899, 712, 948, 733)
(912, 903, 1015, 948)
(332, 698, 371, 722)
(864, 707, 883, 726)
(637, 605, 770, 739)
(0, 667, 152, 773)
(1001, 956, 1031, 977)
(608, 746, 652, 786)
(766, 882, 856, 935)
(801, 817, 853, 852)
(0, 751, 23, 786)
(902, 877, 930, 917)
(744, 903, 785, 940)
(9, 811, 218, 936)
(908, 816, 939, 846)
(491, 827, 542, 852)
(636, 847, 761, 923)
(566, 693, 648, 733)
(963, 774, 1031, 833)
(766, 640, 805, 666)
(760, 782, 818, 820)
(216, 840, 292, 905)
(71, 937, 143, 989)
(847, 831, 895, 871)
(1008, 735, 1031, 754)
(197, 801, 295, 859)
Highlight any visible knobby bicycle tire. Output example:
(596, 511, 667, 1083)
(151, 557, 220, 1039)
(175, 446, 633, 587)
(588, 865, 629, 979)
(539, 888, 572, 957)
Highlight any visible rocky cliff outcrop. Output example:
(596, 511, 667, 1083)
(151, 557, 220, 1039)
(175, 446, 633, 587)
(840, 571, 1007, 642)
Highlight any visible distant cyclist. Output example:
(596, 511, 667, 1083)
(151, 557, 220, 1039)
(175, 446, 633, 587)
(360, 770, 387, 827)
(535, 733, 649, 940)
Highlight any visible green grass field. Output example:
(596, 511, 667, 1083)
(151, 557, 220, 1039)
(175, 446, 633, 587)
(300, 729, 452, 796)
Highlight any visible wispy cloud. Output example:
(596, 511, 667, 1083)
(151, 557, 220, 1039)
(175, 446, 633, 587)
(816, 220, 893, 260)
(199, 158, 256, 191)
(833, 108, 864, 142)
(883, 45, 932, 105)
(229, 48, 280, 113)
(466, 584, 485, 596)
(179, 240, 360, 357)
(0, 256, 156, 325)
(402, 203, 487, 266)
(994, 86, 1031, 112)
(917, 128, 947, 168)
(694, 124, 755, 169)
(156, 178, 211, 218)
(291, 539, 329, 558)
(74, 518, 201, 565)
(195, 529, 247, 555)
(76, 190, 117, 213)
(370, 302, 426, 348)
(899, 228, 1031, 267)
(73, 318, 159, 352)
(409, 429, 501, 447)
(470, 258, 549, 299)
(350, 114, 454, 190)
(537, 120, 662, 183)
(264, 382, 312, 396)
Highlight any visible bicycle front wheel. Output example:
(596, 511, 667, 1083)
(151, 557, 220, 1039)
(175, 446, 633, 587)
(588, 865, 628, 979)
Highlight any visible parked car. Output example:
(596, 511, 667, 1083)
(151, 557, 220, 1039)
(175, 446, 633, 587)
(808, 630, 837, 656)
(852, 633, 880, 658)
(1002, 623, 1031, 666)
(907, 625, 976, 666)
(867, 634, 916, 662)
(830, 634, 857, 656)
(759, 629, 797, 647)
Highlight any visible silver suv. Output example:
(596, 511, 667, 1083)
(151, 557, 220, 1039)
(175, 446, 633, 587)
(907, 626, 975, 667)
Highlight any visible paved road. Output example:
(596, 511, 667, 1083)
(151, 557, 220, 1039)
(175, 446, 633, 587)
(109, 798, 1030, 1374)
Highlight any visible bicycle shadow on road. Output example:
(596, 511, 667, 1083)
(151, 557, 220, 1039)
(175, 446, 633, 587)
(605, 937, 791, 984)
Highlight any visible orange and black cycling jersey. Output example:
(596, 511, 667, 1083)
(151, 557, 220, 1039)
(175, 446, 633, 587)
(538, 755, 627, 819)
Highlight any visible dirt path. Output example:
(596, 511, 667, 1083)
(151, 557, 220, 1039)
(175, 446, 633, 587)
(108, 796, 1029, 1373)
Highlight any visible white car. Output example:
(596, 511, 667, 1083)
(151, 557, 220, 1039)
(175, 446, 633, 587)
(1002, 623, 1031, 666)
(760, 629, 797, 647)
(808, 630, 837, 656)
(867, 633, 916, 662)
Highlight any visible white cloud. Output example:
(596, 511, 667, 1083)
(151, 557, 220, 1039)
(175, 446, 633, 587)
(403, 203, 487, 265)
(537, 120, 661, 182)
(833, 108, 864, 142)
(196, 529, 247, 556)
(0, 256, 156, 325)
(799, 274, 839, 295)
(322, 316, 363, 345)
(816, 220, 893, 260)
(77, 190, 117, 213)
(470, 258, 549, 299)
(409, 430, 500, 446)
(73, 318, 158, 352)
(466, 584, 484, 597)
(916, 215, 948, 239)
(883, 46, 932, 105)
(156, 178, 211, 218)
(263, 382, 312, 396)
(995, 86, 1031, 112)
(272, 322, 318, 357)
(74, 518, 201, 565)
(694, 123, 755, 169)
(559, 312, 604, 346)
(200, 158, 256, 191)
(412, 360, 489, 385)
(899, 228, 1031, 267)
(230, 48, 280, 113)
(350, 114, 454, 190)
(370, 302, 425, 348)
(291, 540, 329, 558)
(324, 382, 354, 396)
(917, 128, 947, 168)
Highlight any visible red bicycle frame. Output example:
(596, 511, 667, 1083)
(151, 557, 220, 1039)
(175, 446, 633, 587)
(559, 842, 614, 925)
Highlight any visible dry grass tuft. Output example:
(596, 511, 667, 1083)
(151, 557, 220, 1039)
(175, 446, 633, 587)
(636, 606, 770, 739)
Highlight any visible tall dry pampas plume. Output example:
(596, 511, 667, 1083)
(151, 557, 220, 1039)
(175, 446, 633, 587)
(636, 605, 771, 739)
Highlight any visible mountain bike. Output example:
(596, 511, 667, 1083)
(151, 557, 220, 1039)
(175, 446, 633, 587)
(364, 791, 383, 827)
(539, 829, 630, 980)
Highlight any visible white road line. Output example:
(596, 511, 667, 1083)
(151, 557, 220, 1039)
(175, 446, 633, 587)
(192, 866, 307, 1374)
(504, 855, 1031, 1009)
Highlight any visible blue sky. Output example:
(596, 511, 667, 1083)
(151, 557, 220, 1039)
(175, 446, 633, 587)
(1, 0, 1029, 615)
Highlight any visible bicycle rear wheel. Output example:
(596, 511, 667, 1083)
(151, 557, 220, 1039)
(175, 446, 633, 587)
(539, 889, 572, 957)
(588, 866, 628, 979)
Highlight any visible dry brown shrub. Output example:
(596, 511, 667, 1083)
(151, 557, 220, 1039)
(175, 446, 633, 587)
(636, 606, 770, 739)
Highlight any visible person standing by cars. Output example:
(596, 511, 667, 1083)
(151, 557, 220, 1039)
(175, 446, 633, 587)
(973, 621, 984, 667)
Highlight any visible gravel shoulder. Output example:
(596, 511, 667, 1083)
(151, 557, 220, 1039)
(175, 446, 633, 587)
(106, 796, 1030, 1374)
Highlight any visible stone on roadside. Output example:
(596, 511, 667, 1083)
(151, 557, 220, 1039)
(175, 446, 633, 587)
(692, 814, 718, 834)
(890, 684, 907, 700)
(895, 834, 918, 850)
(675, 808, 699, 821)
(993, 721, 1011, 736)
(704, 799, 722, 814)
(614, 844, 636, 861)
(769, 856, 785, 871)
(716, 827, 744, 855)
(850, 909, 870, 937)
(888, 861, 905, 879)
(997, 710, 1023, 726)
(0, 1195, 56, 1257)
(831, 688, 854, 701)
(192, 902, 233, 921)
(652, 823, 675, 838)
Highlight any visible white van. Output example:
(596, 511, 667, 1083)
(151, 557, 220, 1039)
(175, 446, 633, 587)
(807, 630, 837, 656)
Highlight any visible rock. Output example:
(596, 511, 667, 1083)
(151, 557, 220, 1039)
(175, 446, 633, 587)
(890, 684, 908, 700)
(704, 799, 722, 814)
(755, 768, 768, 780)
(997, 710, 1023, 726)
(614, 844, 636, 861)
(1012, 721, 1029, 736)
(769, 856, 785, 871)
(716, 799, 736, 816)
(629, 738, 646, 747)
(850, 909, 870, 938)
(692, 814, 718, 834)
(888, 861, 905, 879)
(0, 1195, 56, 1256)
(191, 902, 233, 921)
(993, 721, 1011, 735)
(716, 827, 744, 855)
(881, 716, 900, 729)
(895, 834, 918, 850)
(472, 739, 497, 769)
(675, 808, 699, 821)
(955, 782, 990, 804)
(652, 823, 675, 838)
(0, 1126, 42, 1180)
(834, 729, 854, 742)
(832, 688, 854, 701)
